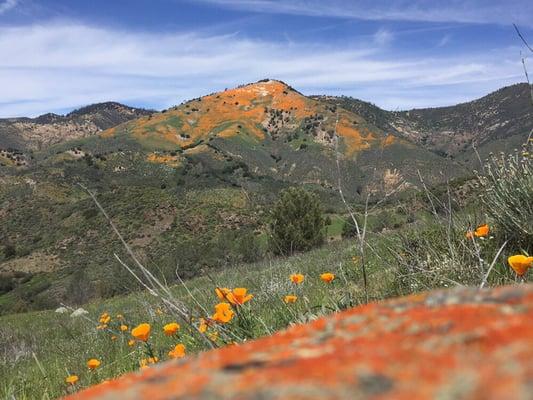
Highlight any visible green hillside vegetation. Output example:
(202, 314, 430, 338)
(0, 81, 468, 315)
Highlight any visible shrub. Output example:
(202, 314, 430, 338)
(478, 140, 533, 252)
(269, 187, 325, 255)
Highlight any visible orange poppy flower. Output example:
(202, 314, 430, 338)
(87, 359, 101, 370)
(120, 324, 128, 332)
(127, 339, 135, 346)
(320, 273, 335, 283)
(474, 224, 490, 237)
(227, 288, 253, 305)
(65, 375, 79, 385)
(131, 323, 151, 342)
(215, 287, 232, 300)
(99, 313, 111, 325)
(212, 302, 235, 323)
(289, 273, 304, 284)
(168, 344, 186, 359)
(284, 295, 298, 304)
(198, 318, 208, 333)
(508, 255, 533, 276)
(163, 322, 180, 336)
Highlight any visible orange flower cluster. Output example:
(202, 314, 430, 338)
(163, 322, 180, 336)
(65, 375, 79, 385)
(290, 273, 304, 284)
(215, 287, 253, 305)
(139, 357, 158, 369)
(131, 323, 151, 342)
(508, 255, 533, 276)
(212, 302, 235, 323)
(168, 344, 186, 359)
(320, 272, 335, 283)
(87, 359, 101, 370)
(466, 224, 490, 239)
(284, 295, 298, 304)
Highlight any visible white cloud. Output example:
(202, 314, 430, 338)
(373, 28, 393, 46)
(0, 22, 524, 117)
(193, 0, 533, 26)
(0, 0, 18, 15)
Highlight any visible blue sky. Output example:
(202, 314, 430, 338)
(0, 0, 532, 117)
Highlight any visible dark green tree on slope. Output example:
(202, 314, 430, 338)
(270, 187, 325, 255)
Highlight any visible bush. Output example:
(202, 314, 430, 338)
(269, 187, 325, 255)
(478, 141, 533, 252)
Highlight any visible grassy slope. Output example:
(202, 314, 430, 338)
(0, 238, 396, 399)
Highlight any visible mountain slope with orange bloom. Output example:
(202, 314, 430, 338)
(100, 80, 464, 194)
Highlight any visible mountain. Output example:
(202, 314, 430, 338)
(99, 79, 463, 195)
(314, 83, 533, 163)
(0, 102, 152, 153)
(6, 78, 528, 315)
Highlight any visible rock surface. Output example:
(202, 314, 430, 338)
(68, 285, 533, 400)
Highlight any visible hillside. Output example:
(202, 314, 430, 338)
(315, 83, 533, 162)
(2, 79, 520, 316)
(0, 102, 152, 153)
(101, 79, 463, 194)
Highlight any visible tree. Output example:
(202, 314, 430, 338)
(269, 187, 325, 255)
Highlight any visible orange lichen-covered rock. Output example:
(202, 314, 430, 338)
(67, 285, 533, 400)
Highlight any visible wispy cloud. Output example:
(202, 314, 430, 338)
(373, 28, 393, 46)
(437, 34, 452, 47)
(194, 0, 533, 26)
(0, 22, 524, 117)
(0, 0, 18, 15)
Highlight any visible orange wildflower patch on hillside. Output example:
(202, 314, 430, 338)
(336, 117, 377, 155)
(105, 81, 319, 148)
(383, 134, 396, 147)
(146, 153, 182, 167)
(100, 127, 116, 138)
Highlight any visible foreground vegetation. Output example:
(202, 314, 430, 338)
(1, 140, 532, 399)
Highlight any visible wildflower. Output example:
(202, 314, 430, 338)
(99, 313, 111, 325)
(87, 359, 101, 370)
(212, 302, 234, 323)
(284, 295, 298, 304)
(227, 288, 253, 305)
(131, 323, 151, 342)
(139, 357, 158, 369)
(467, 224, 490, 239)
(508, 255, 533, 276)
(96, 324, 107, 330)
(168, 344, 186, 359)
(198, 318, 208, 333)
(116, 314, 124, 320)
(120, 324, 128, 332)
(128, 339, 135, 346)
(65, 375, 79, 385)
(289, 273, 304, 284)
(163, 322, 180, 336)
(320, 272, 335, 283)
(215, 287, 231, 300)
(156, 308, 164, 315)
(111, 335, 117, 341)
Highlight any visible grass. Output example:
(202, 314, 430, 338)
(0, 238, 395, 399)
(2, 135, 532, 399)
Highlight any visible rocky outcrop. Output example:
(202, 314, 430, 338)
(68, 284, 533, 400)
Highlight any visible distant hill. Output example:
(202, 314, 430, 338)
(0, 102, 153, 152)
(314, 83, 533, 164)
(99, 79, 462, 195)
